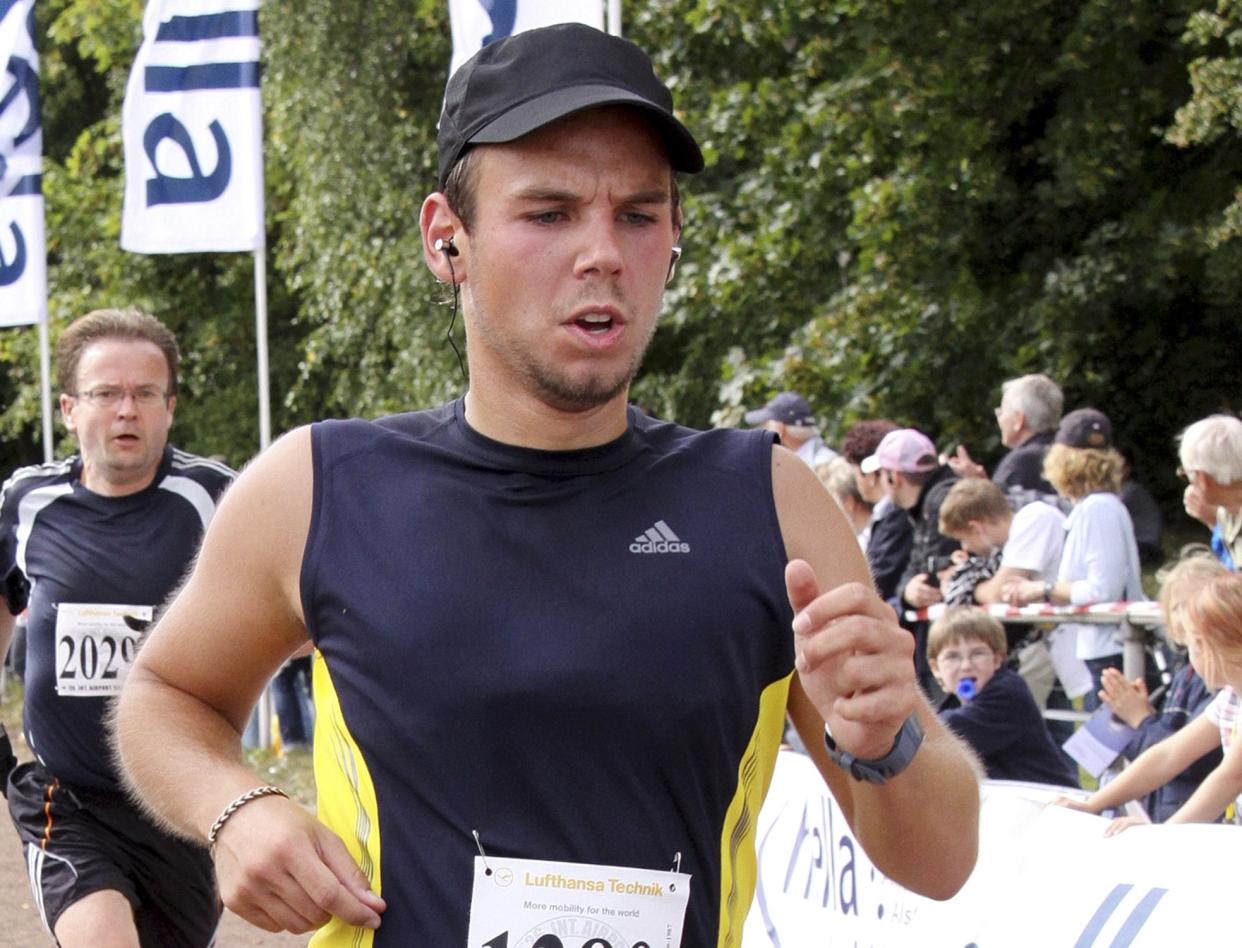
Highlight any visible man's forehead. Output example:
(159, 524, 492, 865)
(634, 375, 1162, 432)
(77, 338, 169, 373)
(475, 106, 674, 174)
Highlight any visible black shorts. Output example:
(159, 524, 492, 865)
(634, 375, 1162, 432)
(7, 761, 221, 947)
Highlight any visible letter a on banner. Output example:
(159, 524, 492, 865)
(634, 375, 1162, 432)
(0, 0, 47, 328)
(448, 0, 605, 76)
(121, 0, 264, 253)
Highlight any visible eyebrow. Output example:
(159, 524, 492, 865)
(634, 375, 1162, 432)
(511, 186, 671, 206)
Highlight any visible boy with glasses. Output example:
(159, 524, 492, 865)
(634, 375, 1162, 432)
(930, 608, 1078, 787)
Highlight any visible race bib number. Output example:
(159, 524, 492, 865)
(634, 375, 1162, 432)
(54, 603, 151, 697)
(467, 856, 691, 948)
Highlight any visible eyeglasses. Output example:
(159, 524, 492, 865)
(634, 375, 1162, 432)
(936, 647, 995, 670)
(73, 385, 170, 408)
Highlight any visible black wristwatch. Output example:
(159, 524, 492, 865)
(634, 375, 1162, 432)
(823, 715, 925, 785)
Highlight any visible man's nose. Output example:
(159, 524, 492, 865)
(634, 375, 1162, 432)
(575, 220, 624, 278)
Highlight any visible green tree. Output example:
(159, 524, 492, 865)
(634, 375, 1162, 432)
(4, 0, 1239, 519)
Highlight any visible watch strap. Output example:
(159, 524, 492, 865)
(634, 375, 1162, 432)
(823, 714, 925, 785)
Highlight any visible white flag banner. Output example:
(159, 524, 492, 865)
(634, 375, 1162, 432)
(0, 0, 46, 328)
(448, 0, 604, 76)
(121, 0, 263, 253)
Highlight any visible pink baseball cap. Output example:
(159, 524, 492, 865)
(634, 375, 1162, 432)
(859, 428, 938, 474)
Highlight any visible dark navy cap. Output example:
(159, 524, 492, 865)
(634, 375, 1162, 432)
(437, 23, 704, 188)
(744, 392, 817, 427)
(1056, 408, 1113, 449)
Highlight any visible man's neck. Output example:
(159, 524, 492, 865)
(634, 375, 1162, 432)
(78, 463, 159, 498)
(463, 386, 631, 452)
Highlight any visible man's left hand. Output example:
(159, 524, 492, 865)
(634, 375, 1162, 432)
(787, 559, 918, 761)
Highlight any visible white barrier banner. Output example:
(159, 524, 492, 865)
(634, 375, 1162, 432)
(743, 750, 1229, 947)
(448, 0, 604, 77)
(121, 0, 263, 253)
(0, 0, 46, 327)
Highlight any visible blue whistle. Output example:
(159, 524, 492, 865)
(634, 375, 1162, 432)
(956, 677, 977, 701)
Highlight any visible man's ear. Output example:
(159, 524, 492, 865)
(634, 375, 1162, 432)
(420, 193, 466, 284)
(59, 393, 77, 433)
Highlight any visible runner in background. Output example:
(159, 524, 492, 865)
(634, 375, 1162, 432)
(0, 309, 234, 947)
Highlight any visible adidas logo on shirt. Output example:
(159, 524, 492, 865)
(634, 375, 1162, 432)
(630, 520, 691, 554)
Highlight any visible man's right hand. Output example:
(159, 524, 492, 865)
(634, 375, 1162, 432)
(212, 794, 385, 933)
(903, 573, 943, 609)
(1183, 483, 1216, 527)
(944, 445, 986, 480)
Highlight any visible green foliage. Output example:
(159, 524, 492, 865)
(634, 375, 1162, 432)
(261, 0, 464, 422)
(633, 0, 1239, 512)
(3, 0, 1239, 518)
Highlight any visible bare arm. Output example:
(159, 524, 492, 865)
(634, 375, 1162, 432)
(1062, 714, 1220, 814)
(972, 565, 1033, 605)
(1165, 726, 1242, 825)
(774, 446, 981, 900)
(114, 428, 384, 933)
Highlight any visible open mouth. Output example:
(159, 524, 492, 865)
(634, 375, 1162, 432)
(574, 313, 614, 335)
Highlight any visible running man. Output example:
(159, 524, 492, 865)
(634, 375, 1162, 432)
(0, 308, 234, 946)
(114, 25, 981, 945)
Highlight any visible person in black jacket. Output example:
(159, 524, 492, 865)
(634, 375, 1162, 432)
(862, 428, 960, 688)
(840, 419, 910, 601)
(946, 373, 1062, 496)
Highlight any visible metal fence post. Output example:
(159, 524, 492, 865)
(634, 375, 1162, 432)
(1121, 614, 1146, 682)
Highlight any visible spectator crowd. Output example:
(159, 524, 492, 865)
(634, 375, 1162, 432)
(747, 379, 1242, 829)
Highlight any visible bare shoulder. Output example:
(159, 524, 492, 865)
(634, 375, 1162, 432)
(132, 427, 316, 722)
(203, 425, 314, 606)
(770, 443, 872, 589)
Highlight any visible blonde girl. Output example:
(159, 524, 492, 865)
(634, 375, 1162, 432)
(1057, 562, 1242, 833)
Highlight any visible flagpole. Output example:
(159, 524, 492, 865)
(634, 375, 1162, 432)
(254, 244, 271, 451)
(253, 235, 274, 752)
(607, 0, 621, 35)
(38, 316, 52, 463)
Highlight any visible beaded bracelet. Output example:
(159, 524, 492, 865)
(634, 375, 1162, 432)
(207, 785, 289, 847)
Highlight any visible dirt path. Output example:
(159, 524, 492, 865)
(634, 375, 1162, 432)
(0, 818, 311, 947)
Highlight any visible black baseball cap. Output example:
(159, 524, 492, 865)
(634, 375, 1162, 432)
(1055, 407, 1113, 449)
(744, 392, 817, 427)
(437, 23, 704, 188)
